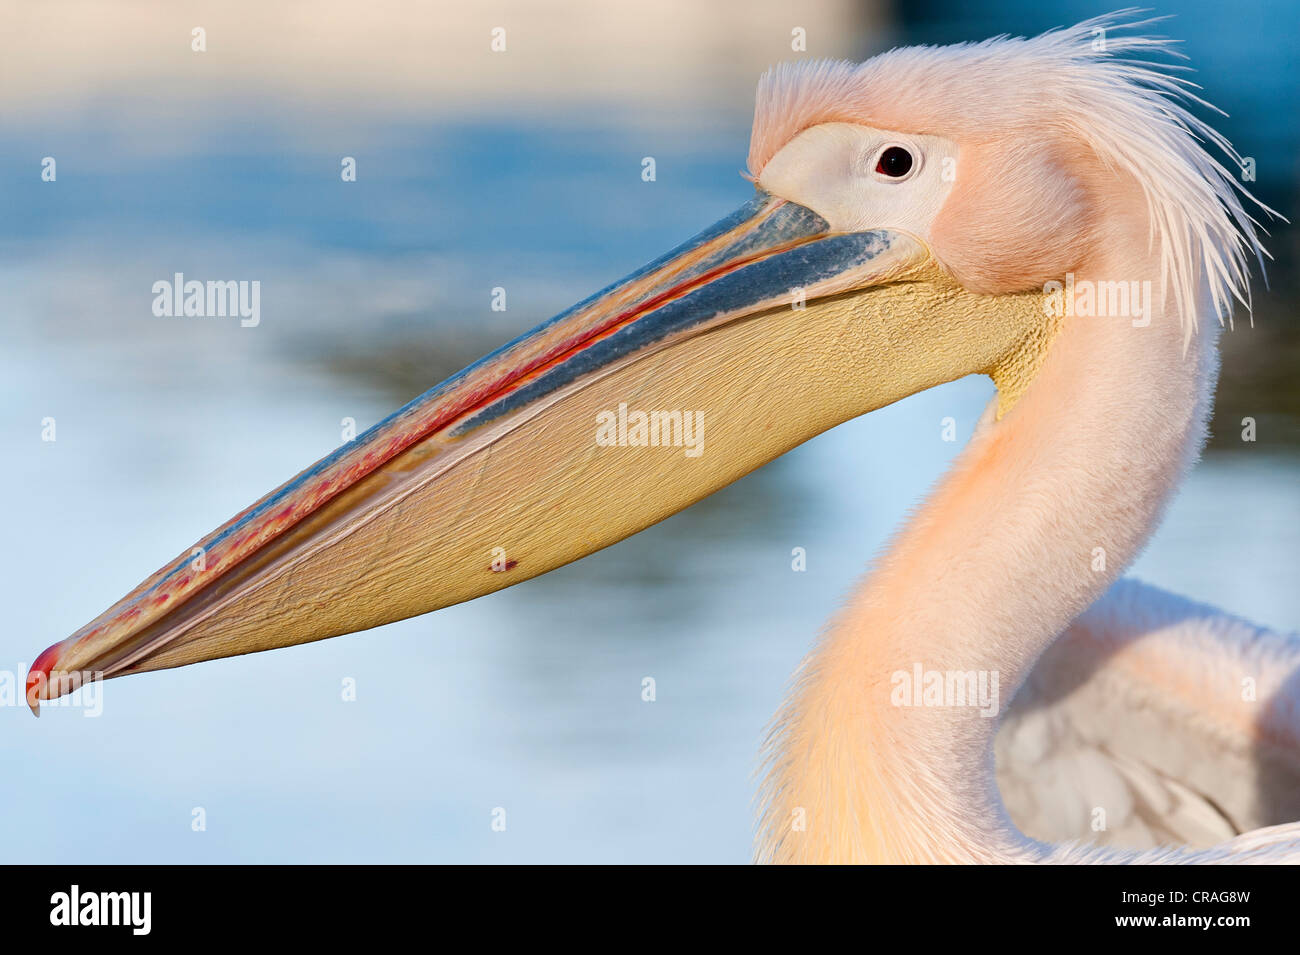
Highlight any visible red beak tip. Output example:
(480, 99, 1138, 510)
(26, 642, 63, 717)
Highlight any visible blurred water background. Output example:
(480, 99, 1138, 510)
(1, 0, 1296, 862)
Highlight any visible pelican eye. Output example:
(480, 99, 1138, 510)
(874, 145, 914, 179)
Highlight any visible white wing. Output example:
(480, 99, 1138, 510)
(997, 578, 1300, 852)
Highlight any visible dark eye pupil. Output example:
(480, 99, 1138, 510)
(876, 146, 913, 178)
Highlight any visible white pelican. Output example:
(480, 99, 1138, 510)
(28, 14, 1300, 864)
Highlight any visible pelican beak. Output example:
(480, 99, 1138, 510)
(28, 189, 1045, 712)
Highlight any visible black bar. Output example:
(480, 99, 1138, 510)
(7, 864, 1289, 940)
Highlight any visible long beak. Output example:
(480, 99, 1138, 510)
(28, 189, 1042, 712)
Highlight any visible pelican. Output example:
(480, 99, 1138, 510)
(27, 14, 1300, 864)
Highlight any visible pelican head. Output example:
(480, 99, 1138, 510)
(28, 15, 1260, 715)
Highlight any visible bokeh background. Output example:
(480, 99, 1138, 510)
(2, 0, 1296, 862)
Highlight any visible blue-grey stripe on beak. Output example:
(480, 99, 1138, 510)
(455, 195, 895, 434)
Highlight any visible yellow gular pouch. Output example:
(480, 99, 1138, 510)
(838, 258, 1062, 420)
(984, 283, 1067, 419)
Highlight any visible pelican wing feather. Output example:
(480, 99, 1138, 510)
(997, 578, 1300, 853)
